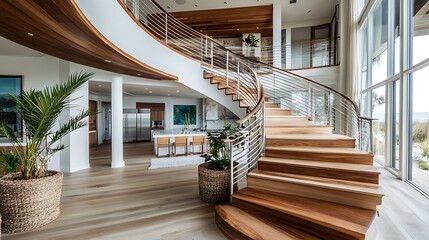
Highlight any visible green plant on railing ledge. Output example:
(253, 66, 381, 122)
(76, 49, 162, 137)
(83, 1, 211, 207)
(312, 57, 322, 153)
(201, 123, 241, 170)
(242, 33, 259, 47)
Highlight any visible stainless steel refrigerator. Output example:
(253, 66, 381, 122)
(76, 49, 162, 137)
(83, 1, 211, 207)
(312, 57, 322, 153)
(123, 108, 151, 142)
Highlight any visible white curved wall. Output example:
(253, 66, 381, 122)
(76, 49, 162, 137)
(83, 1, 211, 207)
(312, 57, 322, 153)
(74, 0, 245, 118)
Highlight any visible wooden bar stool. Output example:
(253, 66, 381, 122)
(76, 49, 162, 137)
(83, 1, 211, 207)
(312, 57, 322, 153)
(173, 136, 188, 157)
(190, 136, 205, 154)
(156, 137, 170, 158)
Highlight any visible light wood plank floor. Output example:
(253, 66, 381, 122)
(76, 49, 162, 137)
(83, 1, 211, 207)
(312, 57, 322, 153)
(2, 142, 429, 240)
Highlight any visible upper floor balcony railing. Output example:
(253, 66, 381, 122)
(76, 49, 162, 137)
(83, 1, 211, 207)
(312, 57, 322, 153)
(225, 37, 340, 70)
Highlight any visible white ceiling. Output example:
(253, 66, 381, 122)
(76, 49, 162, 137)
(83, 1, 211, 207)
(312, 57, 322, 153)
(89, 80, 206, 99)
(0, 37, 45, 57)
(155, 0, 337, 23)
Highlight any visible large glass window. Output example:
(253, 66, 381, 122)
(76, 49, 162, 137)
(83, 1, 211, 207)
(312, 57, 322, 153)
(412, 0, 429, 66)
(393, 0, 401, 75)
(0, 76, 22, 141)
(371, 0, 388, 84)
(360, 24, 369, 90)
(372, 86, 386, 163)
(410, 66, 429, 193)
(392, 80, 400, 170)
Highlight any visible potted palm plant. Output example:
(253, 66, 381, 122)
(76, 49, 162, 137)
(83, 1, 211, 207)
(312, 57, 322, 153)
(0, 71, 94, 233)
(199, 123, 240, 203)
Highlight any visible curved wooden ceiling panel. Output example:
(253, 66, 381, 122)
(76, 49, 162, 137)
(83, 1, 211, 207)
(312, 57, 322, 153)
(0, 0, 177, 80)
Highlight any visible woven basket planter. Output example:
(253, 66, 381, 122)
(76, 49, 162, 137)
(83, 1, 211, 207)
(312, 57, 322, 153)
(198, 162, 235, 203)
(0, 170, 64, 234)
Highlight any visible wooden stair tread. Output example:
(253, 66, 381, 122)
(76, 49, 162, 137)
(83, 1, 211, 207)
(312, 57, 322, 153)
(259, 157, 379, 173)
(215, 205, 321, 240)
(234, 188, 376, 237)
(266, 146, 372, 155)
(265, 115, 310, 119)
(265, 107, 290, 110)
(266, 134, 354, 140)
(249, 170, 383, 195)
(265, 124, 332, 128)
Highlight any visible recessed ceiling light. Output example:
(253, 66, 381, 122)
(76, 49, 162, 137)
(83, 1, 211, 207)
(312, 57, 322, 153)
(237, 28, 240, 31)
(104, 59, 111, 63)
(167, 6, 171, 9)
(176, 90, 180, 92)
(194, 4, 198, 7)
(224, 1, 227, 4)
(137, 74, 141, 76)
(257, 27, 260, 29)
(307, 10, 312, 13)
(27, 32, 34, 37)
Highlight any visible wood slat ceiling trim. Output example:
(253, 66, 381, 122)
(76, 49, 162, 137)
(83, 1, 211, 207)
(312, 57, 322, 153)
(170, 5, 273, 38)
(0, 0, 177, 80)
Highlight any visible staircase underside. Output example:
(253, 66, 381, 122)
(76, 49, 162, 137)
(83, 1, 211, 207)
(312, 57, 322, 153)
(0, 0, 176, 80)
(216, 100, 383, 240)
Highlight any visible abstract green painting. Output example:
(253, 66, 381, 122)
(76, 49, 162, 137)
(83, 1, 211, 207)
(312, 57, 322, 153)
(173, 105, 196, 125)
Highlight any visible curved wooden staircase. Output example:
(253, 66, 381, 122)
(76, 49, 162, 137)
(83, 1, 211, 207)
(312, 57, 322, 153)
(215, 99, 383, 240)
(203, 71, 252, 110)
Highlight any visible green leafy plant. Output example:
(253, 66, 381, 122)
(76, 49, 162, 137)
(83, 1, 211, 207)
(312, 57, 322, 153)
(0, 71, 94, 179)
(417, 160, 429, 171)
(0, 151, 20, 174)
(201, 123, 241, 170)
(421, 138, 429, 161)
(242, 33, 259, 47)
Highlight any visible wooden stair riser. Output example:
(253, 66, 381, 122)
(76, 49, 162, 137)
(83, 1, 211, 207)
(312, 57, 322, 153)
(265, 117, 312, 126)
(265, 149, 374, 165)
(215, 214, 253, 240)
(232, 197, 366, 240)
(265, 108, 292, 116)
(215, 205, 320, 240)
(265, 126, 333, 135)
(247, 177, 382, 210)
(258, 161, 379, 184)
(266, 138, 356, 148)
(264, 102, 279, 108)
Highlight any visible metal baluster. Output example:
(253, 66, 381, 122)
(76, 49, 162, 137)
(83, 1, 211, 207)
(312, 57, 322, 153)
(210, 42, 213, 69)
(226, 51, 229, 86)
(237, 62, 240, 100)
(228, 140, 234, 204)
(165, 14, 168, 44)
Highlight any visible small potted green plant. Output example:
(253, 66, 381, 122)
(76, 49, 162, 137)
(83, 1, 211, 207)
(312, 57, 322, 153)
(198, 123, 240, 203)
(242, 33, 260, 57)
(0, 71, 94, 233)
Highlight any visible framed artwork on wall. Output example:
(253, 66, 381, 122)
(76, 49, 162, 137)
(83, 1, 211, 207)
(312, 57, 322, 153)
(0, 76, 22, 139)
(173, 105, 196, 125)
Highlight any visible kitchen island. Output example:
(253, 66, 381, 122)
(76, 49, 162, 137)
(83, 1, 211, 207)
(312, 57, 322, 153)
(152, 130, 207, 156)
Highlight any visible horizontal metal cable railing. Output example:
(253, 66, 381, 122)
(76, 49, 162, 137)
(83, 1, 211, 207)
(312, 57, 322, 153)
(225, 37, 340, 70)
(120, 0, 371, 199)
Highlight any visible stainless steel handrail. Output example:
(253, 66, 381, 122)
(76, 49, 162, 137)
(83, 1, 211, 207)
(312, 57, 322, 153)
(119, 0, 371, 201)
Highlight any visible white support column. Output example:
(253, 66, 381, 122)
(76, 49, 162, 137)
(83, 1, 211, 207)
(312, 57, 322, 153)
(273, 1, 282, 68)
(111, 76, 124, 168)
(286, 27, 292, 69)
